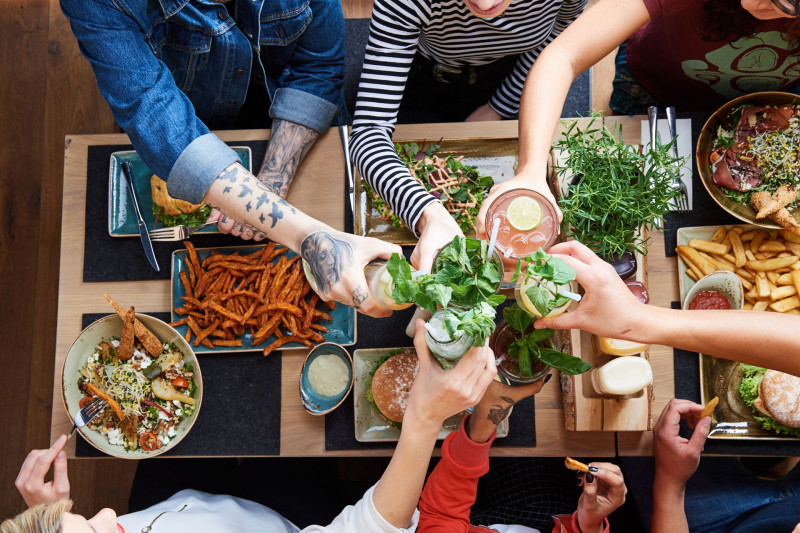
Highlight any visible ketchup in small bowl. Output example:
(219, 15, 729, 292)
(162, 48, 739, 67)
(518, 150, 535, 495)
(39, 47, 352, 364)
(689, 290, 732, 310)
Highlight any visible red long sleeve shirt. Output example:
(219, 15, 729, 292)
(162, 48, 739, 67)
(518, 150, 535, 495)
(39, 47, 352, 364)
(418, 417, 610, 533)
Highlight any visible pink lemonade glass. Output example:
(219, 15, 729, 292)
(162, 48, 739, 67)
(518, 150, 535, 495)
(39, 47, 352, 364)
(484, 189, 558, 282)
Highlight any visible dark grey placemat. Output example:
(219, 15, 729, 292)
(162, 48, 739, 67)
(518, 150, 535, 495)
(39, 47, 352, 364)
(670, 302, 800, 455)
(661, 111, 741, 257)
(83, 141, 266, 282)
(324, 297, 536, 450)
(75, 312, 281, 457)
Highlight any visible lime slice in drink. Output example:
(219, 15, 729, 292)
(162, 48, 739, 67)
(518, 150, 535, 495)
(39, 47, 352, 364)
(506, 196, 541, 231)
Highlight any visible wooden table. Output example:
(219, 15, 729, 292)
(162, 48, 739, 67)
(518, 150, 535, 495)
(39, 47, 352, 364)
(52, 119, 676, 458)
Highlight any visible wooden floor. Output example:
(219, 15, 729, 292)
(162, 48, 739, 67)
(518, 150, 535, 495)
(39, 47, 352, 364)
(0, 0, 612, 522)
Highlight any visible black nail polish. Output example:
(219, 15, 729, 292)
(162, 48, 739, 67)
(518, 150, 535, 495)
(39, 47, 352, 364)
(586, 472, 594, 483)
(544, 374, 552, 384)
(588, 466, 598, 472)
(575, 471, 585, 478)
(576, 479, 583, 486)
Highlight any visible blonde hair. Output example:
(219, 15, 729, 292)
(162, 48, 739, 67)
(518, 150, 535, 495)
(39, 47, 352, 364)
(1, 500, 72, 533)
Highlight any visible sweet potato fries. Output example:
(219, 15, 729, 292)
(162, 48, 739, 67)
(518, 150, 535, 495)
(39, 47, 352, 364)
(170, 242, 333, 356)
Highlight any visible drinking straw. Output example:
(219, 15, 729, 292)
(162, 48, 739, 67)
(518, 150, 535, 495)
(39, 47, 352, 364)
(487, 218, 501, 258)
(561, 290, 582, 302)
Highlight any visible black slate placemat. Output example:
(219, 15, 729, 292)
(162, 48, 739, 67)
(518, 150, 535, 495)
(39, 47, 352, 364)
(661, 112, 742, 257)
(324, 297, 536, 450)
(75, 312, 281, 457)
(84, 141, 266, 282)
(670, 302, 800, 455)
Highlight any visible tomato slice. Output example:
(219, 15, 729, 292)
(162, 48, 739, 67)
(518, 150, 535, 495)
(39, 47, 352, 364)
(170, 377, 189, 389)
(139, 432, 162, 452)
(79, 395, 94, 409)
(709, 147, 725, 164)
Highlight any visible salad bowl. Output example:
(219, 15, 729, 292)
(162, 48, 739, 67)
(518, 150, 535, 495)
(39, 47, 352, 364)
(61, 313, 203, 458)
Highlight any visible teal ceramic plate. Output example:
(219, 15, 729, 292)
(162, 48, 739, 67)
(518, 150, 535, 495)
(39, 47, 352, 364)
(171, 244, 356, 354)
(108, 147, 252, 237)
(300, 343, 354, 415)
(352, 347, 508, 442)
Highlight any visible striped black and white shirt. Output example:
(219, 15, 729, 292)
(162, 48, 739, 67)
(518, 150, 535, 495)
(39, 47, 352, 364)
(350, 0, 585, 234)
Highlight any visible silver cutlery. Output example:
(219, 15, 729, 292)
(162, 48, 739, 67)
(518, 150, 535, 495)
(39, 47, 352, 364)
(647, 107, 664, 229)
(150, 221, 218, 242)
(666, 106, 690, 211)
(68, 397, 108, 440)
(121, 161, 160, 271)
(339, 125, 355, 213)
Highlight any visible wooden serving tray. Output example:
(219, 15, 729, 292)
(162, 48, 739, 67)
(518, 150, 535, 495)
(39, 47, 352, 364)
(550, 151, 654, 432)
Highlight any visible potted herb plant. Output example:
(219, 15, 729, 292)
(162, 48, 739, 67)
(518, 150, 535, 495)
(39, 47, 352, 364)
(552, 114, 684, 277)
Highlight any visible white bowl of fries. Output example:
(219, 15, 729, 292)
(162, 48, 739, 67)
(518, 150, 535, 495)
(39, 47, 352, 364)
(61, 309, 202, 458)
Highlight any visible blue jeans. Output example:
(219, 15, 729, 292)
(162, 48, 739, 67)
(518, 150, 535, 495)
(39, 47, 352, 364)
(622, 457, 800, 532)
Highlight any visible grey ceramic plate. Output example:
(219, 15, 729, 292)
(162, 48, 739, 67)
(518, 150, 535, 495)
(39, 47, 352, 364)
(354, 138, 519, 245)
(108, 147, 251, 237)
(352, 347, 508, 442)
(677, 225, 799, 440)
(171, 244, 356, 354)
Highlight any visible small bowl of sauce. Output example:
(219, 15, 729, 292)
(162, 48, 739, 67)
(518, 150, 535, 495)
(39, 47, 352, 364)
(682, 270, 743, 311)
(300, 343, 354, 416)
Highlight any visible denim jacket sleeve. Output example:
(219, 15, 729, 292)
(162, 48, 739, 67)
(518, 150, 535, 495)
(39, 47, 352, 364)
(60, 0, 238, 204)
(268, 0, 346, 131)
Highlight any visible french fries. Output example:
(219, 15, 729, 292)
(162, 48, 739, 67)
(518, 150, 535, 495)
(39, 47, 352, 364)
(170, 242, 332, 356)
(677, 226, 800, 314)
(700, 396, 719, 419)
(564, 457, 590, 472)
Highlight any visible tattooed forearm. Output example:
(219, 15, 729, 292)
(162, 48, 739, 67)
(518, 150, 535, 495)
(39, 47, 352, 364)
(301, 231, 354, 294)
(486, 396, 516, 426)
(210, 163, 291, 235)
(258, 119, 320, 198)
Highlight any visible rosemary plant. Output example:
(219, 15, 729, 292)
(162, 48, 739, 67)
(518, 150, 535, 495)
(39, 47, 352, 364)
(552, 114, 684, 258)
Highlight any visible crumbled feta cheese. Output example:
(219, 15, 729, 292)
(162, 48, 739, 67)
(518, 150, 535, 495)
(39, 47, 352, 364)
(106, 428, 123, 446)
(158, 432, 170, 445)
(133, 347, 145, 359)
(139, 356, 152, 369)
(111, 339, 120, 347)
(167, 426, 176, 438)
(175, 408, 182, 417)
(87, 355, 96, 364)
(173, 400, 181, 406)
(157, 409, 171, 421)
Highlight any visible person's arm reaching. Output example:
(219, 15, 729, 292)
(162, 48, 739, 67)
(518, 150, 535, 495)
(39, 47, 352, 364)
(476, 0, 651, 235)
(651, 399, 710, 533)
(202, 162, 401, 317)
(418, 380, 545, 532)
(536, 240, 800, 377)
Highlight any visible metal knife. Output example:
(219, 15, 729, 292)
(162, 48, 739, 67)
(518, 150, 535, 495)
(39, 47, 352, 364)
(121, 161, 160, 272)
(666, 106, 679, 159)
(338, 125, 355, 213)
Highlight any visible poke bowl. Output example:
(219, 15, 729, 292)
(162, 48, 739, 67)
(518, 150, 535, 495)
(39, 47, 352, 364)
(61, 313, 203, 458)
(696, 91, 800, 229)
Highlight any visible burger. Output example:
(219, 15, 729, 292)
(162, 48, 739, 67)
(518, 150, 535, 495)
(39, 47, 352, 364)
(739, 365, 800, 437)
(367, 350, 419, 425)
(150, 175, 210, 226)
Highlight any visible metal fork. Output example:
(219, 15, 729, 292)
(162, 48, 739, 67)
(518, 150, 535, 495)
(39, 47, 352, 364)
(666, 107, 690, 211)
(648, 106, 664, 229)
(149, 221, 218, 241)
(68, 398, 108, 440)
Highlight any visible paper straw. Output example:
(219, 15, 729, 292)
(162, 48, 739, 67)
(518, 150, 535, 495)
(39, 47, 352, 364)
(424, 323, 435, 334)
(561, 290, 582, 302)
(487, 218, 501, 259)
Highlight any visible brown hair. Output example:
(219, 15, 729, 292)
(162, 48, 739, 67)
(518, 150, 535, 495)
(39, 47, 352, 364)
(701, 0, 800, 46)
(0, 500, 72, 533)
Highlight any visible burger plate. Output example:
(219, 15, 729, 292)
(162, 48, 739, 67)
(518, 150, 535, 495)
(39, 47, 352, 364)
(352, 347, 508, 442)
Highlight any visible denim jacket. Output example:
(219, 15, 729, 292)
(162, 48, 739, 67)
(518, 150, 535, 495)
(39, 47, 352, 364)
(61, 0, 346, 203)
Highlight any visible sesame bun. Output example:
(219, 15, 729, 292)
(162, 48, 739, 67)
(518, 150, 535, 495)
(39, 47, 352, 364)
(753, 370, 800, 429)
(371, 350, 419, 423)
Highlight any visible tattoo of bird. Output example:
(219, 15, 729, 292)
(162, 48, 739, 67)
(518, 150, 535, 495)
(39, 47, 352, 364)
(223, 186, 232, 194)
(256, 193, 269, 210)
(245, 201, 252, 212)
(259, 213, 266, 224)
(238, 184, 253, 198)
(268, 203, 283, 228)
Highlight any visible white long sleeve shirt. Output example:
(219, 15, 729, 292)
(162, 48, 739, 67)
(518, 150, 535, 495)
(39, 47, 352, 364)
(118, 486, 418, 533)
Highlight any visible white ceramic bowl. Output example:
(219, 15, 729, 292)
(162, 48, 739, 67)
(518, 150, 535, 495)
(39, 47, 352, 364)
(682, 270, 744, 311)
(61, 313, 202, 458)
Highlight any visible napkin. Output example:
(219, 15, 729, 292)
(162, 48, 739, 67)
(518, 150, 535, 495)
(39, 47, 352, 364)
(641, 118, 693, 210)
